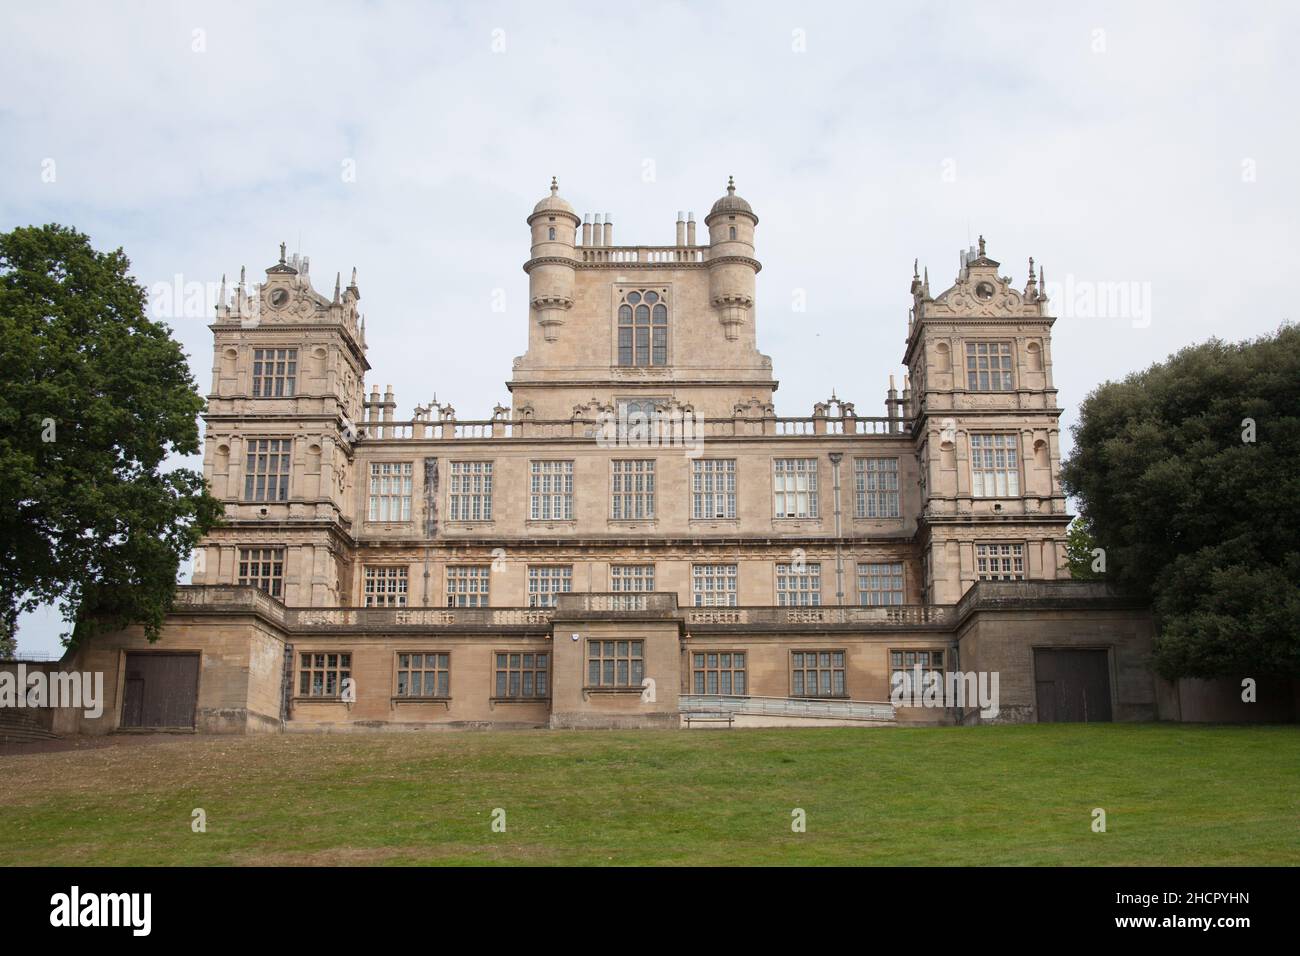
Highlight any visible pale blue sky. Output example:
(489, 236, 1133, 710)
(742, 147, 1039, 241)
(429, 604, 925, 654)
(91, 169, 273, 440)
(3, 0, 1296, 656)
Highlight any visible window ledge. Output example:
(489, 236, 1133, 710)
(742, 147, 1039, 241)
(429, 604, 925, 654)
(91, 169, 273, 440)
(489, 697, 551, 704)
(391, 696, 452, 705)
(582, 686, 645, 695)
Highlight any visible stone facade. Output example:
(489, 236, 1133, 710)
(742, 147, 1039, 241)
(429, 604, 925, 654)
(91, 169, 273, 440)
(57, 179, 1157, 732)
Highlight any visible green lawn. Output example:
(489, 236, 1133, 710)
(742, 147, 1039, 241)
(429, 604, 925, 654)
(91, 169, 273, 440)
(1, 724, 1296, 865)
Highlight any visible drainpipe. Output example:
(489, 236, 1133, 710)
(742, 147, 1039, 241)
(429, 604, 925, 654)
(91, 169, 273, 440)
(828, 453, 844, 605)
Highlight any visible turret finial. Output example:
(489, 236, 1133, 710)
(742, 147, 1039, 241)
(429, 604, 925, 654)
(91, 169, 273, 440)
(350, 266, 358, 287)
(727, 175, 735, 195)
(550, 176, 558, 195)
(334, 272, 341, 302)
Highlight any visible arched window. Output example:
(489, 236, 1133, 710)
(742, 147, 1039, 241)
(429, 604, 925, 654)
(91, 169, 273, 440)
(617, 289, 669, 366)
(729, 226, 737, 240)
(548, 227, 556, 240)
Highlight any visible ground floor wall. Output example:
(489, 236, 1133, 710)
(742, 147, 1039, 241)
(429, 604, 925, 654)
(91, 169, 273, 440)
(9, 584, 1192, 733)
(956, 606, 1157, 724)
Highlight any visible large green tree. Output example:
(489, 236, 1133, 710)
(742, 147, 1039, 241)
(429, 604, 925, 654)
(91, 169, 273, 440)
(1060, 326, 1300, 679)
(0, 224, 221, 652)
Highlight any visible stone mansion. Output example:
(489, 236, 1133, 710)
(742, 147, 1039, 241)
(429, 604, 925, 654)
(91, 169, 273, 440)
(54, 178, 1157, 732)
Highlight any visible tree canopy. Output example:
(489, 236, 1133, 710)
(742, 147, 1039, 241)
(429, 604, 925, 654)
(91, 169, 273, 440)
(1060, 326, 1300, 679)
(0, 224, 221, 652)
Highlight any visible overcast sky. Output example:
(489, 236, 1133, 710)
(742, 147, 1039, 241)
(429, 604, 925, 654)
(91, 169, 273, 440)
(3, 1, 1296, 656)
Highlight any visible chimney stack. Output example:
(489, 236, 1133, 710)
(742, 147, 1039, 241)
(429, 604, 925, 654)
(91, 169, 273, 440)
(676, 211, 686, 246)
(603, 213, 613, 246)
(687, 211, 696, 245)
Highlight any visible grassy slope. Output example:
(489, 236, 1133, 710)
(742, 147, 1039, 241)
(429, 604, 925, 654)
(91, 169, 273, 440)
(1, 724, 1296, 866)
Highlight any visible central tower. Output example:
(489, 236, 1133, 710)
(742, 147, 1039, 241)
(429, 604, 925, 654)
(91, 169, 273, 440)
(509, 178, 776, 420)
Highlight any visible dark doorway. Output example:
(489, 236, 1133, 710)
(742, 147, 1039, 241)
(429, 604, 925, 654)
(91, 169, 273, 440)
(1034, 648, 1112, 723)
(120, 653, 200, 729)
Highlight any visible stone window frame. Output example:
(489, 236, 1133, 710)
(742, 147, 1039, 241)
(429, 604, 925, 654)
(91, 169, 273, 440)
(368, 461, 413, 522)
(969, 433, 1021, 498)
(692, 563, 738, 607)
(243, 437, 292, 502)
(238, 545, 285, 598)
(446, 565, 491, 608)
(789, 649, 848, 699)
(852, 457, 900, 518)
(692, 458, 737, 519)
(772, 457, 819, 519)
(527, 565, 573, 608)
(857, 561, 905, 606)
(448, 460, 494, 522)
(586, 639, 645, 689)
(493, 650, 551, 700)
(615, 288, 670, 368)
(976, 542, 1026, 580)
(363, 565, 408, 608)
(691, 650, 748, 696)
(250, 347, 298, 398)
(890, 649, 944, 693)
(964, 340, 1015, 392)
(775, 562, 822, 606)
(610, 564, 655, 593)
(394, 651, 451, 699)
(297, 650, 352, 699)
(529, 459, 574, 521)
(610, 458, 656, 520)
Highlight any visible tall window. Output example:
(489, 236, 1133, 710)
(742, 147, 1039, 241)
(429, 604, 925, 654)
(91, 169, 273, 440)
(364, 566, 408, 607)
(776, 562, 822, 606)
(611, 459, 655, 519)
(368, 462, 413, 521)
(976, 543, 1025, 580)
(610, 565, 655, 592)
(298, 652, 350, 698)
(692, 459, 737, 519)
(528, 565, 572, 607)
(529, 460, 573, 520)
(238, 546, 285, 598)
(774, 458, 819, 518)
(396, 653, 449, 698)
(858, 562, 904, 606)
(853, 458, 899, 518)
(446, 566, 490, 607)
(692, 651, 747, 695)
(970, 434, 1020, 497)
(251, 348, 297, 397)
(587, 640, 644, 688)
(495, 652, 549, 699)
(243, 438, 292, 502)
(449, 461, 493, 521)
(693, 564, 738, 607)
(966, 341, 1014, 391)
(616, 289, 668, 366)
(791, 650, 846, 698)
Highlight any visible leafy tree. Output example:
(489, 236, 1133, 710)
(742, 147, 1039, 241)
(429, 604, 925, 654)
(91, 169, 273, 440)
(1063, 516, 1103, 580)
(1060, 326, 1300, 679)
(0, 224, 222, 649)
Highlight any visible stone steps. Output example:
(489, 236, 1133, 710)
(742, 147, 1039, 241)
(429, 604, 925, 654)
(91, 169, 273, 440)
(0, 708, 61, 742)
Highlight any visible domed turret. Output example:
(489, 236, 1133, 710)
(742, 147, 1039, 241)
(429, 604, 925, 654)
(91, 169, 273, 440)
(525, 177, 579, 343)
(705, 176, 760, 341)
(531, 176, 578, 219)
(706, 176, 758, 223)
